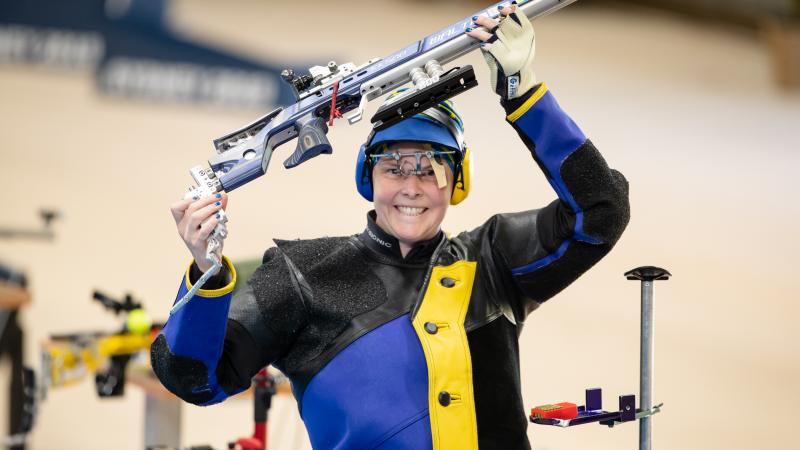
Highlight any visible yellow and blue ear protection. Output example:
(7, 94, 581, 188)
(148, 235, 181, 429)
(355, 96, 471, 205)
(450, 147, 471, 206)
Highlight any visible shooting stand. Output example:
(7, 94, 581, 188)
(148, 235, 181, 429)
(530, 266, 670, 450)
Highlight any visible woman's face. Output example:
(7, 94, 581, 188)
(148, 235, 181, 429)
(372, 142, 453, 249)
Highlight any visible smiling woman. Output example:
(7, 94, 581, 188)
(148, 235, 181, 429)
(369, 136, 460, 255)
(370, 145, 455, 254)
(372, 147, 455, 256)
(152, 5, 630, 449)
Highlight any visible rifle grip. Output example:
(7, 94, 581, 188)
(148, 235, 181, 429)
(283, 115, 332, 168)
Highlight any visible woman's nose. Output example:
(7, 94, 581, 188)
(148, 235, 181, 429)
(400, 175, 423, 197)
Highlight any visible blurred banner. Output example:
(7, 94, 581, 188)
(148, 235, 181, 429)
(0, 0, 300, 108)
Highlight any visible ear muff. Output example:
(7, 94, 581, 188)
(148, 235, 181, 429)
(355, 143, 374, 202)
(450, 147, 471, 205)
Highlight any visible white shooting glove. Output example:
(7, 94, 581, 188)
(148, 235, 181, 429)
(480, 4, 537, 100)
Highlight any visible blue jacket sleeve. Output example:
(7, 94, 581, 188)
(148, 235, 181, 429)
(151, 248, 309, 406)
(469, 83, 630, 320)
(150, 256, 240, 405)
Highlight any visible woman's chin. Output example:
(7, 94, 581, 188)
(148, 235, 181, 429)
(392, 225, 435, 246)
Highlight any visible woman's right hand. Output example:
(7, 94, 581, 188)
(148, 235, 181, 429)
(170, 193, 228, 273)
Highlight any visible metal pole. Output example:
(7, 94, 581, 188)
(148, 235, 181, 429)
(639, 280, 654, 450)
(625, 266, 670, 450)
(144, 392, 182, 449)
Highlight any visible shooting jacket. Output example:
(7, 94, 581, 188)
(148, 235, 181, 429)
(151, 83, 630, 450)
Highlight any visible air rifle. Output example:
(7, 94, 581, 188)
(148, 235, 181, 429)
(172, 0, 580, 311)
(43, 290, 158, 396)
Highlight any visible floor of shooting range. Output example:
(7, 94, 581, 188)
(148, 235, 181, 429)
(1, 0, 798, 449)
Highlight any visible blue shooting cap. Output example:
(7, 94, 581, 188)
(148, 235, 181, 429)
(365, 97, 465, 156)
(355, 94, 470, 204)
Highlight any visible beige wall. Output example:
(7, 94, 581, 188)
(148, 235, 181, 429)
(1, 0, 798, 449)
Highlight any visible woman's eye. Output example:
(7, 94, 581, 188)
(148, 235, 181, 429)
(388, 168, 402, 175)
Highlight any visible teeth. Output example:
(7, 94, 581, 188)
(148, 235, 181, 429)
(397, 206, 425, 216)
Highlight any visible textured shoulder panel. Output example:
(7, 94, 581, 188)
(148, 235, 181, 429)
(247, 246, 308, 347)
(272, 236, 389, 395)
(274, 236, 352, 272)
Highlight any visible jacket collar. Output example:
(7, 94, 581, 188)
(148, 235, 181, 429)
(358, 210, 443, 265)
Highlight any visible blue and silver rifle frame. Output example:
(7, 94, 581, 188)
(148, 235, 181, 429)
(172, 0, 580, 312)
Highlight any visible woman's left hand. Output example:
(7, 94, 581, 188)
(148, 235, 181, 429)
(466, 3, 537, 100)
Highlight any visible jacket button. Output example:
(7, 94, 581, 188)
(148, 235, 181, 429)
(438, 391, 451, 407)
(440, 277, 456, 288)
(424, 322, 438, 334)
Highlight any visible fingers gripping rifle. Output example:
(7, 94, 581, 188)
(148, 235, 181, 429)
(175, 0, 580, 309)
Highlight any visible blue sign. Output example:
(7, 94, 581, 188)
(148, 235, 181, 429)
(0, 0, 298, 108)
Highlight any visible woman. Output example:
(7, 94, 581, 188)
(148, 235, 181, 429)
(152, 6, 630, 449)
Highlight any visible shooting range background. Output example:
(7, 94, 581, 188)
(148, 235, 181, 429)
(1, 0, 799, 449)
